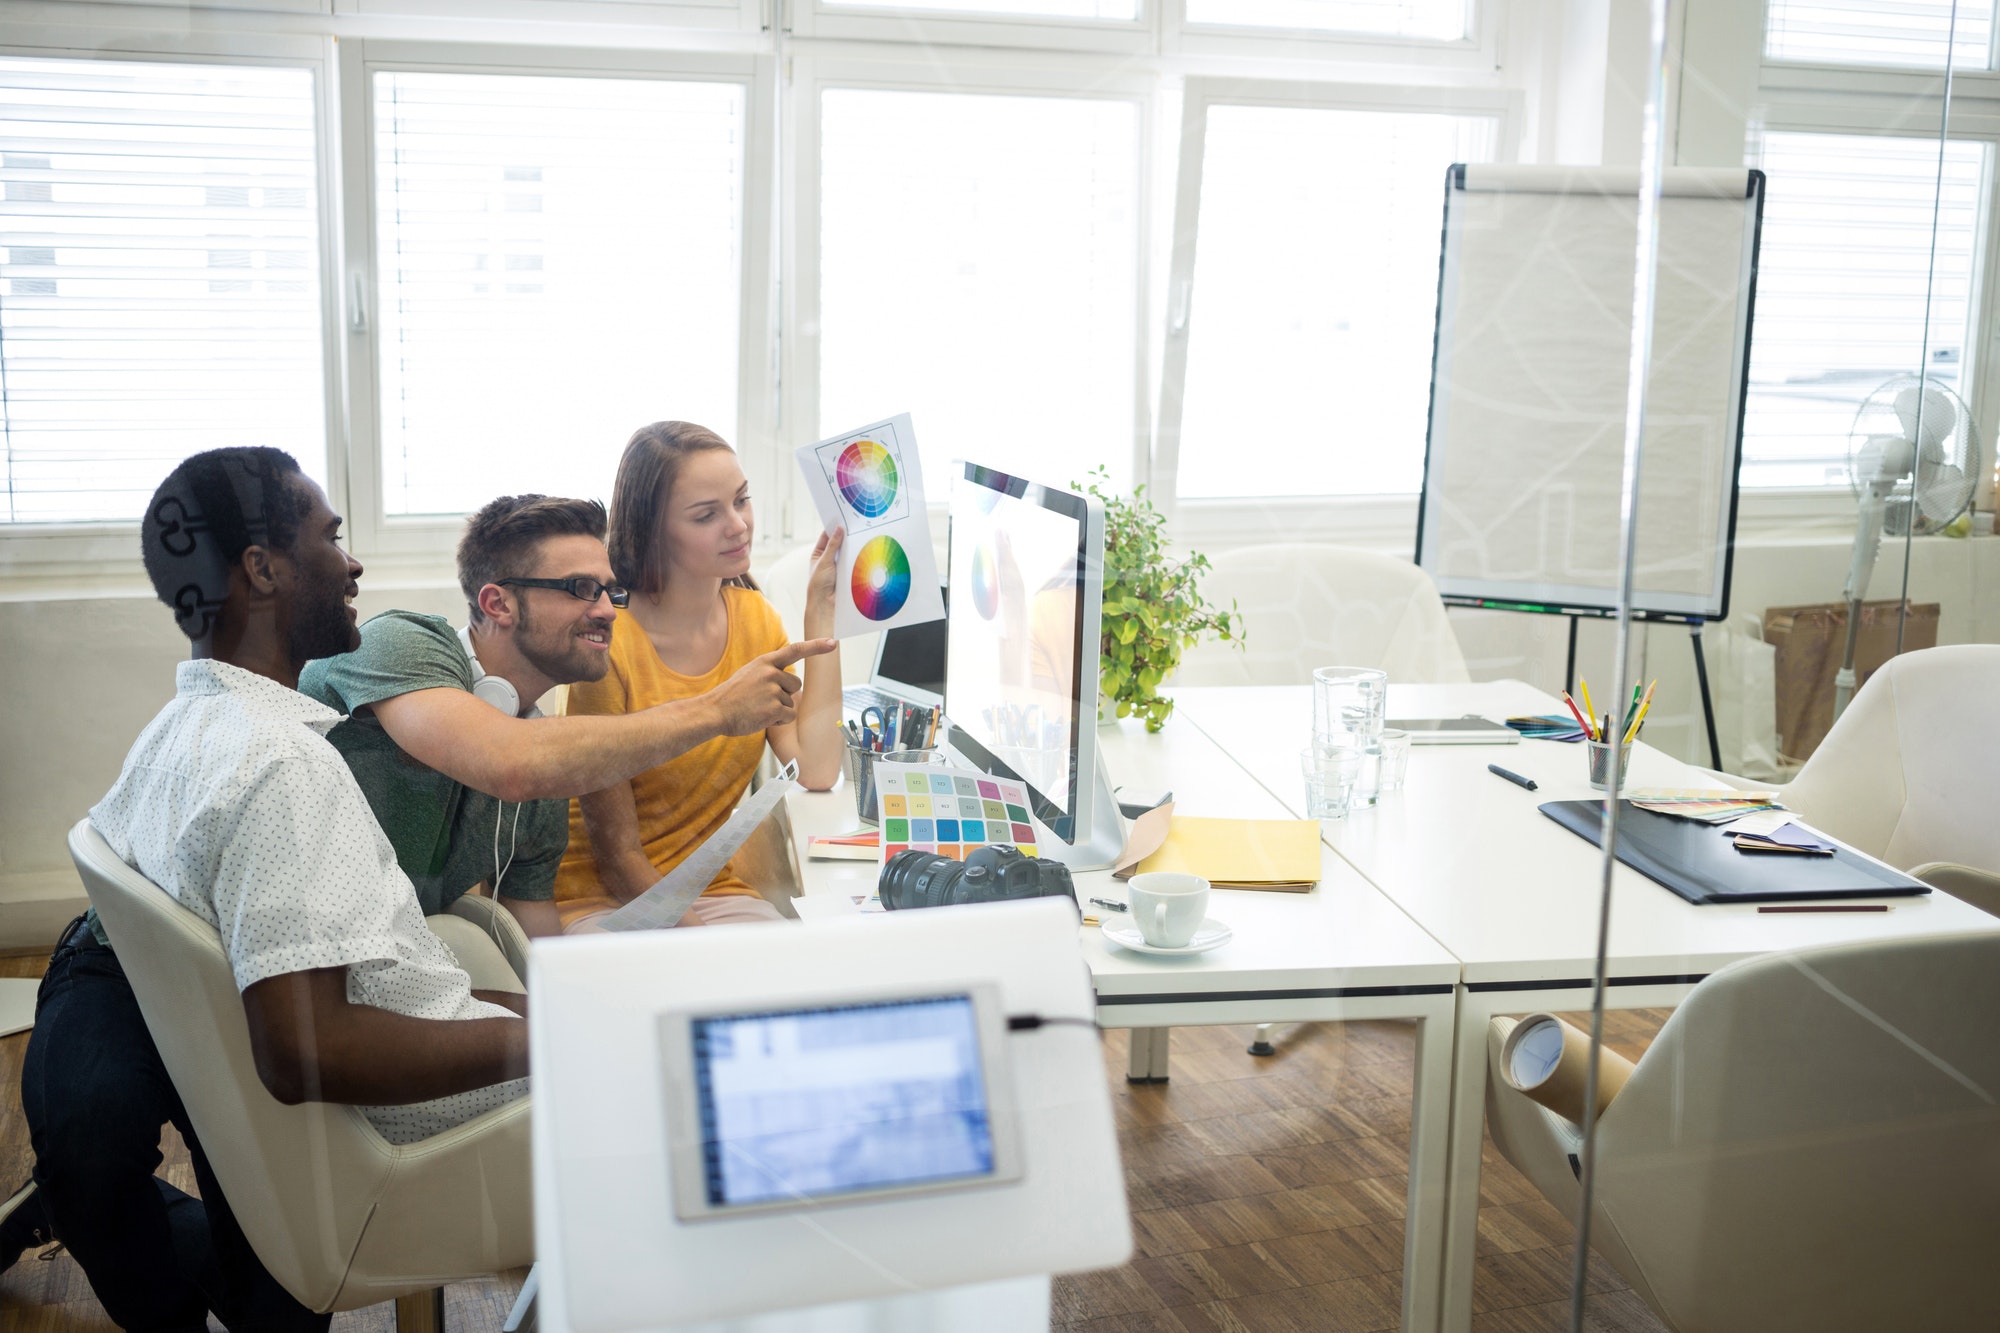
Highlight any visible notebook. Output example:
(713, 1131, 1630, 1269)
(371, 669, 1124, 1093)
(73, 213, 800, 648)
(1539, 800, 1930, 905)
(1115, 816, 1321, 892)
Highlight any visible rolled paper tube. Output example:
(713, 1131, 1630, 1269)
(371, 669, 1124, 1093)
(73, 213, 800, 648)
(1499, 1013, 1637, 1126)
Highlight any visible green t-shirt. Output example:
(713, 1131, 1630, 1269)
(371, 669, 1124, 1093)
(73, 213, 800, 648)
(297, 611, 565, 916)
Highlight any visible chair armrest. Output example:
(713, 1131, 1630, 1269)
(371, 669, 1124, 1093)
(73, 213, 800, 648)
(441, 895, 531, 988)
(1910, 862, 2000, 919)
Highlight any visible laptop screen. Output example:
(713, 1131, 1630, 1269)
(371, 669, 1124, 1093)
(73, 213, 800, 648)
(874, 587, 947, 697)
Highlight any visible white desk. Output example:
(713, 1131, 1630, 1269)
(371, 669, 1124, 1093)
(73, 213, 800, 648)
(1169, 681, 2000, 1331)
(787, 712, 1461, 1333)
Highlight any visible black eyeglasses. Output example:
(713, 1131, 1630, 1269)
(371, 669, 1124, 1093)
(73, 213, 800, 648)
(496, 576, 630, 608)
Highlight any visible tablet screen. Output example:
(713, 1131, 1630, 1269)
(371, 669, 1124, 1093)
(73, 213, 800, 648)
(686, 993, 1003, 1211)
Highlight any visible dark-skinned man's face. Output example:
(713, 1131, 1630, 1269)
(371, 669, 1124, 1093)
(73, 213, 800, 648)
(277, 478, 364, 664)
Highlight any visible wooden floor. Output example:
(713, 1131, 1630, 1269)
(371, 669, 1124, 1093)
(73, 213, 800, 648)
(0, 949, 1670, 1332)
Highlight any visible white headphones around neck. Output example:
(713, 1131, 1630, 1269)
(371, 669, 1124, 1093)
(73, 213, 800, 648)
(459, 624, 523, 717)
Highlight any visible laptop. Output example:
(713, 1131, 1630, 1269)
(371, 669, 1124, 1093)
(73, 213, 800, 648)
(843, 586, 946, 719)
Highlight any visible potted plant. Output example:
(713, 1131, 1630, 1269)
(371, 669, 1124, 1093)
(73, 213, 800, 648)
(1080, 468, 1242, 732)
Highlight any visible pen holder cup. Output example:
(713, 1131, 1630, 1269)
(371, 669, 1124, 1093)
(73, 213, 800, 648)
(841, 741, 883, 824)
(841, 743, 939, 825)
(1586, 739, 1633, 792)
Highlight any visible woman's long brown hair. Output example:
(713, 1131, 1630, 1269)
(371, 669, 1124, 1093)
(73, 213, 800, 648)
(607, 421, 760, 598)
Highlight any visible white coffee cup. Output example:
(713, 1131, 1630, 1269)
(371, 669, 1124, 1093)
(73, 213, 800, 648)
(1128, 872, 1211, 948)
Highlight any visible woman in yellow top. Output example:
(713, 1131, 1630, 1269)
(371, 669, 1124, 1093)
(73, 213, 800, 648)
(554, 421, 844, 929)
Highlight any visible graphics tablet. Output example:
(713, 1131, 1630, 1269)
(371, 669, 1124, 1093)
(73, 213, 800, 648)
(1540, 800, 1931, 905)
(659, 983, 1023, 1221)
(1387, 715, 1521, 745)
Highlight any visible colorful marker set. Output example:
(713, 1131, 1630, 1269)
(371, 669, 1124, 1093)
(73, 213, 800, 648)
(1563, 677, 1657, 746)
(875, 763, 1038, 863)
(844, 701, 941, 754)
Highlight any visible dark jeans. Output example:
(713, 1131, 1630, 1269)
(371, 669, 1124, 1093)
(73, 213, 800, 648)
(20, 919, 330, 1333)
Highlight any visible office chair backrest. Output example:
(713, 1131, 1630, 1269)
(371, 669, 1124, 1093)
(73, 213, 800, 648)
(69, 820, 395, 1310)
(1593, 929, 2000, 1331)
(1780, 643, 2000, 871)
(1172, 542, 1470, 687)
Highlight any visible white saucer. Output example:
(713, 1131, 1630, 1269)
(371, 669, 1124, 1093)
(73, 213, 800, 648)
(1100, 916, 1233, 956)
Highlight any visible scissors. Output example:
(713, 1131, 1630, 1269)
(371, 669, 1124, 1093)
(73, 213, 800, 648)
(859, 705, 887, 751)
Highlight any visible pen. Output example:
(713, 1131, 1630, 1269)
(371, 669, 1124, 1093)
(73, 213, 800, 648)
(1757, 904, 1891, 913)
(1089, 897, 1128, 913)
(1488, 764, 1538, 791)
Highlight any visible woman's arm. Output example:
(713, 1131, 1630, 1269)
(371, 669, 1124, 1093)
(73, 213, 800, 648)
(576, 781, 661, 904)
(768, 528, 845, 790)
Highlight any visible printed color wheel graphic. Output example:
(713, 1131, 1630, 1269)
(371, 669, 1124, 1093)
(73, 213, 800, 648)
(970, 543, 1001, 619)
(851, 536, 912, 621)
(835, 439, 899, 519)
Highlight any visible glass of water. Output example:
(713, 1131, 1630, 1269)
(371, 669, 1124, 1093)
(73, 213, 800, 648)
(1377, 728, 1413, 793)
(1300, 743, 1362, 818)
(1312, 666, 1388, 806)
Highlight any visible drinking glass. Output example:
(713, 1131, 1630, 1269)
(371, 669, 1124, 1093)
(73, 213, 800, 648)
(1300, 743, 1361, 818)
(1312, 666, 1388, 806)
(1377, 728, 1412, 792)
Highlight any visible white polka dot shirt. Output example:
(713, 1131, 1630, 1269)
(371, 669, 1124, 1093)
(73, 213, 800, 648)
(90, 658, 529, 1145)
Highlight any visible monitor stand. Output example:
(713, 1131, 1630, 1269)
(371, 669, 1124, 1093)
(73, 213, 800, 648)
(1037, 747, 1126, 873)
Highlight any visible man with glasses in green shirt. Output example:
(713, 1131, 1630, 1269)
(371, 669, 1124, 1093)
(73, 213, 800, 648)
(298, 494, 833, 936)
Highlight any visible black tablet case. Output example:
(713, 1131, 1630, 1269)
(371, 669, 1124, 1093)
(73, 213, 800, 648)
(1539, 800, 1931, 905)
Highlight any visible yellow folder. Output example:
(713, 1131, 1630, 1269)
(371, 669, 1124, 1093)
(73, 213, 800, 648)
(1122, 816, 1321, 892)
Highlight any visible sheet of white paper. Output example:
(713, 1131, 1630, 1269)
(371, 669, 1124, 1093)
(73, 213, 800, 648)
(599, 762, 800, 932)
(1722, 809, 1794, 837)
(794, 414, 947, 639)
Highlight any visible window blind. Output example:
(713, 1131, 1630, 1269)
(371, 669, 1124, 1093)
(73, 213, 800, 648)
(1765, 0, 1993, 69)
(372, 71, 744, 516)
(820, 0, 1137, 16)
(1183, 0, 1470, 42)
(0, 56, 324, 525)
(818, 88, 1138, 489)
(1742, 131, 1982, 488)
(1175, 104, 1496, 498)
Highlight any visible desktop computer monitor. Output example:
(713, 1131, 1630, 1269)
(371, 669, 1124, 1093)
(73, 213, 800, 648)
(942, 463, 1123, 869)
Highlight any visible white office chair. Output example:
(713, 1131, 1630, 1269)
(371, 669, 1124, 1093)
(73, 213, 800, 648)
(1173, 543, 1470, 687)
(1776, 643, 2000, 916)
(1485, 930, 2000, 1331)
(70, 820, 534, 1329)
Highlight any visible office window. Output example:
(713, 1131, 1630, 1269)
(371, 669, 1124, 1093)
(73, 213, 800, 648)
(0, 57, 324, 524)
(372, 72, 744, 515)
(1765, 0, 1993, 70)
(1174, 104, 1495, 498)
(818, 89, 1139, 489)
(1183, 0, 1470, 41)
(1742, 131, 1983, 488)
(821, 0, 1137, 16)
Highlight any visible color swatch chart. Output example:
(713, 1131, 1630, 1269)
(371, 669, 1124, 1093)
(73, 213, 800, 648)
(875, 760, 1038, 862)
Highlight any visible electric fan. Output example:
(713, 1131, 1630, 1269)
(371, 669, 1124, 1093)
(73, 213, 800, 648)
(1832, 374, 1984, 719)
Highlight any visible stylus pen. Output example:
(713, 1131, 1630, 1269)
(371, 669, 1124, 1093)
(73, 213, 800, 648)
(1757, 904, 1891, 913)
(1488, 763, 1538, 792)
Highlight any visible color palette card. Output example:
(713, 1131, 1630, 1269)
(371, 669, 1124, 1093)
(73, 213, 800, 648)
(874, 760, 1039, 866)
(794, 413, 947, 638)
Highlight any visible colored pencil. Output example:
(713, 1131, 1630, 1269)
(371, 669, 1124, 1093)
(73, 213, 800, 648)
(1560, 691, 1594, 739)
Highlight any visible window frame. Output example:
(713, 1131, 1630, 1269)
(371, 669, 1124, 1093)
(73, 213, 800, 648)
(1161, 0, 1497, 72)
(1151, 75, 1518, 518)
(0, 30, 346, 586)
(784, 51, 1158, 540)
(1747, 56, 2000, 510)
(334, 39, 776, 574)
(790, 0, 1157, 55)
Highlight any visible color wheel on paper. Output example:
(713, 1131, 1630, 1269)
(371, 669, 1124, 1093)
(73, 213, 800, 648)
(851, 535, 912, 621)
(834, 439, 899, 519)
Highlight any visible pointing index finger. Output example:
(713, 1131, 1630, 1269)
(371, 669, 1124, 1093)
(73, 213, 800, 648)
(764, 638, 838, 669)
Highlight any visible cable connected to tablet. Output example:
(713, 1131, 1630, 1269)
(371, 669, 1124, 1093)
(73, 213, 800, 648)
(1007, 1015, 1099, 1034)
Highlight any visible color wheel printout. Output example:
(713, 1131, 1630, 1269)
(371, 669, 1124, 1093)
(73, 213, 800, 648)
(796, 414, 946, 638)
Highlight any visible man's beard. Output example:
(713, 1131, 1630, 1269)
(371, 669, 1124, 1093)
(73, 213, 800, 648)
(289, 583, 358, 663)
(515, 601, 611, 686)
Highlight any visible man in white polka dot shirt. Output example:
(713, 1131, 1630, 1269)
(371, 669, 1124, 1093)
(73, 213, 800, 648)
(22, 449, 527, 1330)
